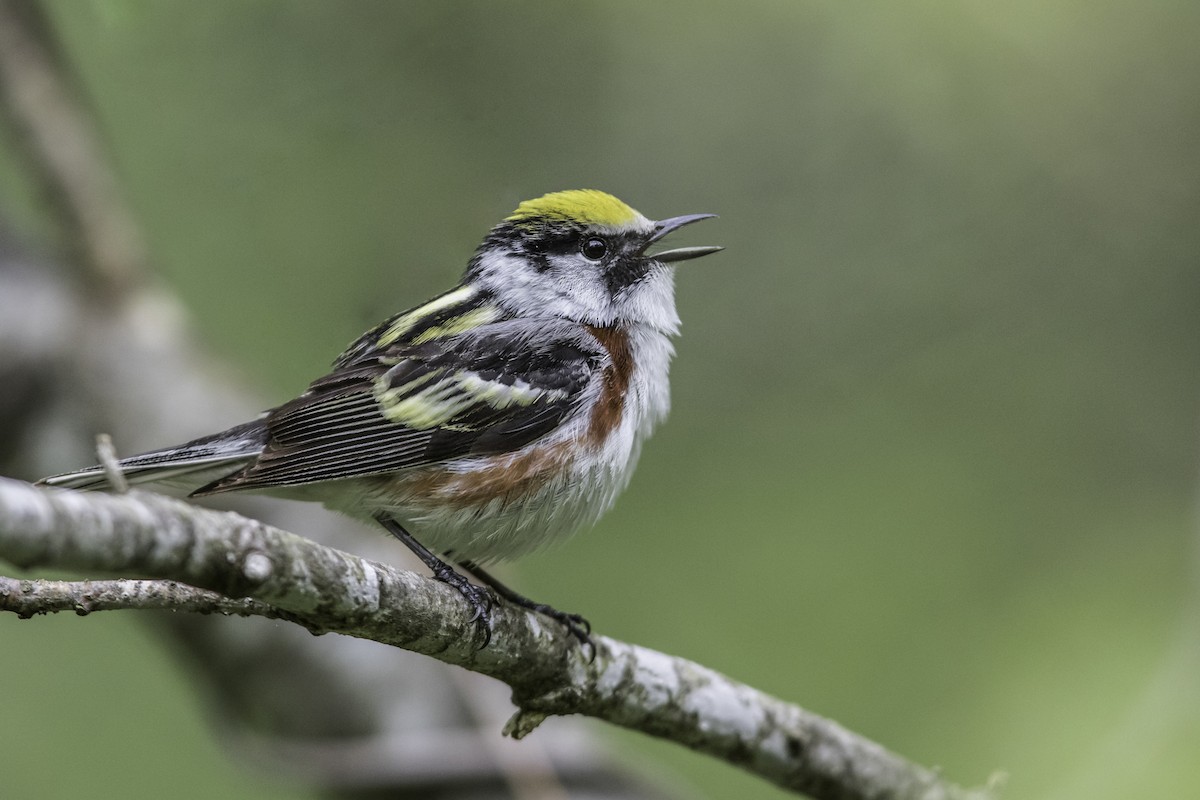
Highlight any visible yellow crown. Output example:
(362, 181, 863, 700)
(507, 189, 640, 228)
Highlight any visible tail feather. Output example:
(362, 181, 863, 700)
(39, 420, 267, 493)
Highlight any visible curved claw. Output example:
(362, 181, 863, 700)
(557, 613, 595, 662)
(433, 564, 496, 648)
(538, 608, 594, 659)
(463, 586, 496, 649)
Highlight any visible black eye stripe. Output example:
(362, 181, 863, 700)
(528, 236, 576, 258)
(516, 229, 639, 265)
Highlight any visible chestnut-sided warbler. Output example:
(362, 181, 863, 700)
(42, 189, 721, 644)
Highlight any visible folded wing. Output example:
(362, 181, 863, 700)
(197, 318, 601, 493)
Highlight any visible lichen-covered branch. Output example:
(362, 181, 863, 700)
(0, 476, 990, 800)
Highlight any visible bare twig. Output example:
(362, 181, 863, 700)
(0, 575, 285, 618)
(93, 433, 128, 493)
(0, 477, 991, 800)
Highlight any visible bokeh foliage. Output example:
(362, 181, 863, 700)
(2, 1, 1198, 798)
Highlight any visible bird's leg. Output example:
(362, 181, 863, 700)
(460, 559, 593, 654)
(374, 515, 494, 646)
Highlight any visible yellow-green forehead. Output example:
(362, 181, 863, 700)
(507, 189, 641, 227)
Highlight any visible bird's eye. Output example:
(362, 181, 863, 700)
(581, 237, 608, 261)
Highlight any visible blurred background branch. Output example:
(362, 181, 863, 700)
(0, 0, 145, 299)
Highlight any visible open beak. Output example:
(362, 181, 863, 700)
(642, 213, 722, 263)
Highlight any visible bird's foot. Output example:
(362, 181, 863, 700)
(459, 560, 594, 659)
(524, 601, 593, 655)
(431, 562, 496, 647)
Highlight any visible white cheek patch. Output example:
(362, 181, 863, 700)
(477, 250, 618, 324)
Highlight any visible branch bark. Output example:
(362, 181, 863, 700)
(0, 575, 284, 618)
(0, 477, 991, 800)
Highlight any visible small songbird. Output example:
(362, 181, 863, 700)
(41, 190, 721, 644)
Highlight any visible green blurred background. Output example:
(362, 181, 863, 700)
(2, 1, 1199, 798)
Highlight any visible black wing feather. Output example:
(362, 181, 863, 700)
(197, 319, 601, 493)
